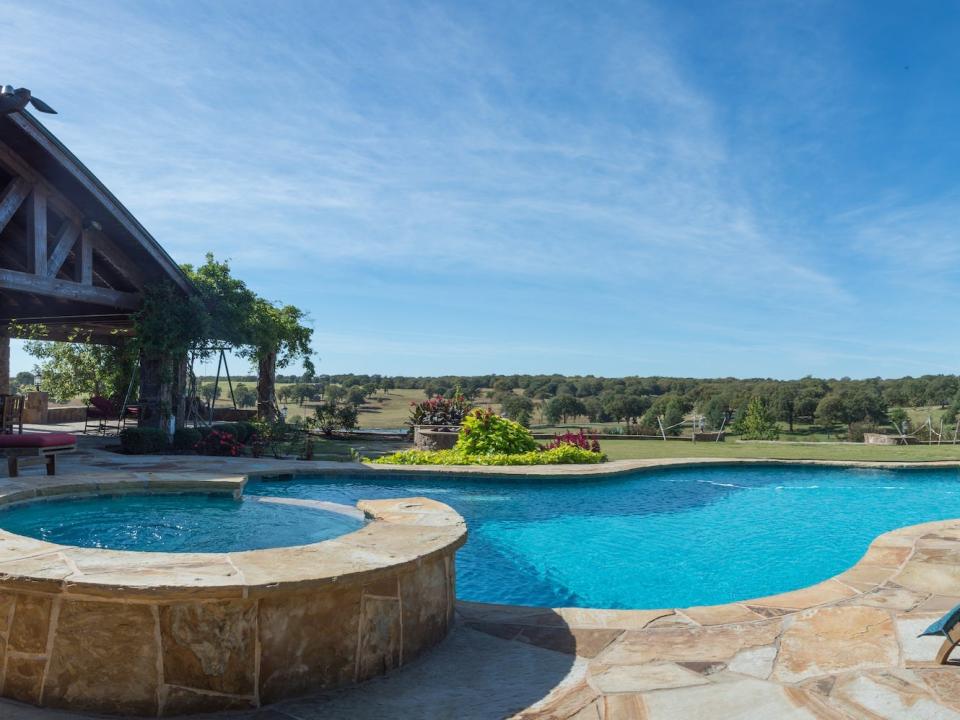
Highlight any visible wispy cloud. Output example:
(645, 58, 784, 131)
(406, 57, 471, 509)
(3, 0, 957, 377)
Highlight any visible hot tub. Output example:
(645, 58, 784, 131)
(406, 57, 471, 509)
(0, 473, 465, 716)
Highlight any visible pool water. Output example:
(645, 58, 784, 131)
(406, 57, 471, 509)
(0, 494, 364, 553)
(247, 465, 960, 609)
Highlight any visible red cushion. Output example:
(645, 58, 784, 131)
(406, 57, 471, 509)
(90, 397, 116, 414)
(0, 433, 76, 448)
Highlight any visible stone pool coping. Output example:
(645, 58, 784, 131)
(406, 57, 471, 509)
(361, 455, 960, 477)
(0, 472, 467, 600)
(476, 516, 960, 718)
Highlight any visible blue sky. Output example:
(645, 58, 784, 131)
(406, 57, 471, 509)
(5, 0, 960, 379)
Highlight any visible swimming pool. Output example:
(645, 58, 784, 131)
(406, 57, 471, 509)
(0, 493, 364, 553)
(247, 464, 960, 609)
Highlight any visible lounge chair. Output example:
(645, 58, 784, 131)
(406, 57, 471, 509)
(919, 603, 960, 663)
(0, 432, 76, 477)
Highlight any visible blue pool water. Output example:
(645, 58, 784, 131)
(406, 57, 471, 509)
(0, 494, 363, 553)
(246, 465, 960, 609)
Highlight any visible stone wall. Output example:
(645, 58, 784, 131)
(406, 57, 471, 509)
(0, 477, 466, 716)
(46, 406, 87, 423)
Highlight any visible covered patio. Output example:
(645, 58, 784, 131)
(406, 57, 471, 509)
(0, 110, 194, 428)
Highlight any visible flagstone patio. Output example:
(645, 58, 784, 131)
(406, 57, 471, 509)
(0, 440, 958, 718)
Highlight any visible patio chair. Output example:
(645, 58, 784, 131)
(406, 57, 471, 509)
(83, 396, 142, 435)
(0, 395, 24, 435)
(919, 603, 960, 663)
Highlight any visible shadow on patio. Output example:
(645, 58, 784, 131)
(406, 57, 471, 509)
(267, 609, 585, 720)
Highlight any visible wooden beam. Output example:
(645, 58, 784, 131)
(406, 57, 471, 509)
(0, 267, 140, 309)
(6, 115, 193, 295)
(75, 229, 93, 285)
(0, 177, 31, 234)
(26, 186, 47, 277)
(2, 323, 131, 345)
(89, 231, 148, 287)
(46, 219, 81, 278)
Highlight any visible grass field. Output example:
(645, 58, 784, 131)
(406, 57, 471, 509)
(277, 388, 503, 429)
(599, 438, 960, 463)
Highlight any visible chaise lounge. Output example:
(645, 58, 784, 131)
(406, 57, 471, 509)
(919, 603, 960, 663)
(0, 433, 76, 478)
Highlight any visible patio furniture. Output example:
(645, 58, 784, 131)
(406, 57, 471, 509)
(83, 396, 142, 435)
(0, 432, 76, 477)
(0, 395, 24, 434)
(919, 603, 960, 663)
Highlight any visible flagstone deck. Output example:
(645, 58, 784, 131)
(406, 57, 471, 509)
(0, 441, 959, 718)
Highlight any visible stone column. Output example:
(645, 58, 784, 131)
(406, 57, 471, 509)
(257, 349, 277, 422)
(139, 350, 172, 430)
(0, 330, 9, 394)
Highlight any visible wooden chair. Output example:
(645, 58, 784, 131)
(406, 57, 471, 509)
(0, 395, 24, 435)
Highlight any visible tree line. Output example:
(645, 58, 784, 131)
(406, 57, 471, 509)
(258, 372, 960, 436)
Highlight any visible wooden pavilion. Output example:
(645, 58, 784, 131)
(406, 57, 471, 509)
(0, 110, 195, 427)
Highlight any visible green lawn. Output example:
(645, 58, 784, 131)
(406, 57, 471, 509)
(600, 438, 960, 463)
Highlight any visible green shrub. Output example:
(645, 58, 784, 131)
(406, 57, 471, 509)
(233, 421, 257, 444)
(119, 427, 170, 454)
(456, 409, 538, 455)
(172, 428, 202, 454)
(369, 444, 606, 466)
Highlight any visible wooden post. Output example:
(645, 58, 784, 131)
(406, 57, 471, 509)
(257, 349, 278, 422)
(0, 329, 9, 394)
(172, 354, 187, 430)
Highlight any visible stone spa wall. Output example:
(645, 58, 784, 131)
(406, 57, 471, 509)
(0, 474, 466, 716)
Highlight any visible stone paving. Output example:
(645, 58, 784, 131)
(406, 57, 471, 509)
(1, 439, 959, 718)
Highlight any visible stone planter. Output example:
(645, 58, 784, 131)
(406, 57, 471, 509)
(413, 425, 461, 451)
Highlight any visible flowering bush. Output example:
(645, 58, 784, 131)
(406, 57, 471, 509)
(409, 393, 472, 427)
(542, 430, 601, 453)
(369, 444, 606, 466)
(194, 429, 243, 456)
(457, 409, 538, 454)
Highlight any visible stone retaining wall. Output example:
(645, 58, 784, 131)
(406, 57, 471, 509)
(0, 475, 466, 716)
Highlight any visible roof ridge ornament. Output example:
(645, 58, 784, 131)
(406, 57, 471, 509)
(0, 85, 57, 116)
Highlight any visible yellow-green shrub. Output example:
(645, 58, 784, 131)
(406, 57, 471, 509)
(369, 444, 606, 466)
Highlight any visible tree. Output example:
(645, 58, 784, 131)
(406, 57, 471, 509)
(325, 385, 346, 404)
(661, 396, 685, 435)
(240, 299, 314, 422)
(701, 395, 731, 431)
(199, 383, 222, 406)
(233, 383, 257, 409)
(622, 395, 652, 426)
(771, 385, 798, 431)
(347, 386, 367, 407)
(545, 395, 587, 424)
(733, 396, 779, 440)
(308, 401, 358, 436)
(501, 395, 534, 426)
(815, 393, 850, 429)
(24, 340, 136, 403)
